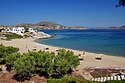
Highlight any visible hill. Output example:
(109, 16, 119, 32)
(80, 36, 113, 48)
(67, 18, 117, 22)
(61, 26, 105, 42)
(16, 21, 87, 30)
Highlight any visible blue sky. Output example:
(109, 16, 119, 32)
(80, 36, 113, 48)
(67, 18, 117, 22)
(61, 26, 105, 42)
(0, 0, 125, 27)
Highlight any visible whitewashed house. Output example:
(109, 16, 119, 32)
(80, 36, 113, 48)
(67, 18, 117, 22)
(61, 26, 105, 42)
(2, 27, 25, 36)
(28, 28, 37, 33)
(2, 27, 37, 36)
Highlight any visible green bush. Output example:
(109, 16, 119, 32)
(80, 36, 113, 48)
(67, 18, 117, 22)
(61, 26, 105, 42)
(105, 80, 125, 83)
(5, 53, 22, 71)
(14, 54, 36, 80)
(5, 33, 23, 39)
(47, 76, 84, 83)
(0, 45, 19, 58)
(12, 49, 79, 80)
(0, 46, 80, 81)
(47, 75, 99, 83)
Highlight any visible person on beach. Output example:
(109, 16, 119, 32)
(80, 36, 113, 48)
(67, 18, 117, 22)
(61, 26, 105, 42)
(26, 45, 27, 49)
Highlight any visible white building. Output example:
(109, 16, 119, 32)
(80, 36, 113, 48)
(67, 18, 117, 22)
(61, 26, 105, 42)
(28, 28, 37, 33)
(2, 27, 37, 36)
(2, 27, 25, 36)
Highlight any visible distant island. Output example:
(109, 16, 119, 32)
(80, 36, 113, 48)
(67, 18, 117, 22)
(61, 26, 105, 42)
(1, 21, 125, 30)
(96, 26, 125, 29)
(0, 21, 87, 30)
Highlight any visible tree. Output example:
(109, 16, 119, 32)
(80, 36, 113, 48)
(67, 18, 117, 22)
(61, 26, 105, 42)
(54, 49, 80, 77)
(5, 53, 22, 71)
(0, 45, 5, 58)
(14, 54, 36, 81)
(53, 56, 71, 77)
(0, 45, 19, 58)
(57, 49, 80, 69)
(116, 0, 125, 7)
(27, 49, 79, 78)
(33, 51, 56, 77)
(1, 45, 80, 81)
(4, 46, 19, 56)
(3, 49, 80, 81)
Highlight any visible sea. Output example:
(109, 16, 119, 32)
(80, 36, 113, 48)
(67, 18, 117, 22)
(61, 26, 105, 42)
(37, 29, 125, 57)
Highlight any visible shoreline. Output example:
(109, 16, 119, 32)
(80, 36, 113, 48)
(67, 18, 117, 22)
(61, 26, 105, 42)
(0, 35, 125, 69)
(35, 33, 125, 58)
(36, 40, 125, 58)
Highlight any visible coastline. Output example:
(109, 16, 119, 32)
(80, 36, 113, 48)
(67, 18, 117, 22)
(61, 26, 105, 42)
(0, 34, 125, 70)
(36, 40, 125, 58)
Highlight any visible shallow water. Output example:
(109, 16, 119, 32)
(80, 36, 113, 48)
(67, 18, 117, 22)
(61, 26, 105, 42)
(37, 29, 125, 57)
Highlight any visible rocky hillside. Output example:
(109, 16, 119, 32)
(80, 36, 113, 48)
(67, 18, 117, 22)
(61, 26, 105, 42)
(16, 21, 87, 30)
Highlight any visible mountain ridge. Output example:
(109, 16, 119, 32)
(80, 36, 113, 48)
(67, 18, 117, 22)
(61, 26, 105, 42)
(15, 21, 87, 30)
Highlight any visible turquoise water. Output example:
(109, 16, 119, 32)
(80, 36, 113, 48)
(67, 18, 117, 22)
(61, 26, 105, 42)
(37, 29, 125, 57)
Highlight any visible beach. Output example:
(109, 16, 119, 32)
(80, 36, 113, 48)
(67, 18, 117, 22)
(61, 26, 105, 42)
(0, 37, 125, 70)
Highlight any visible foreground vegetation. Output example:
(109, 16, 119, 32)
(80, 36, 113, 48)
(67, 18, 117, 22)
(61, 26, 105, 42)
(0, 44, 19, 59)
(0, 45, 125, 83)
(48, 76, 125, 83)
(105, 80, 125, 83)
(47, 76, 125, 83)
(0, 45, 80, 81)
(48, 75, 99, 83)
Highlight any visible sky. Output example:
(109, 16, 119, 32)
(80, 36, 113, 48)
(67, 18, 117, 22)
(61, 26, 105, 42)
(0, 0, 125, 27)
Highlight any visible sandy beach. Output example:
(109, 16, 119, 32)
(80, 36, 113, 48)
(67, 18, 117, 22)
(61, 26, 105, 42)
(0, 37, 125, 70)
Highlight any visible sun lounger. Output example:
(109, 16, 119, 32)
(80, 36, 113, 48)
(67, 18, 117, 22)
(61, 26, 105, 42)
(117, 75, 121, 80)
(100, 77, 104, 82)
(114, 76, 117, 80)
(97, 77, 101, 82)
(120, 75, 124, 80)
(103, 77, 107, 82)
(91, 78, 94, 81)
(110, 76, 114, 80)
(107, 77, 110, 80)
(94, 78, 98, 81)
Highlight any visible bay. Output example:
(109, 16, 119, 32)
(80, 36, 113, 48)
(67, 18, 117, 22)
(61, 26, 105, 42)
(37, 29, 125, 57)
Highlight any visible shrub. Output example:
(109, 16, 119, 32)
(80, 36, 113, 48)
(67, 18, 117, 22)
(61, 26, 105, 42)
(5, 33, 23, 39)
(47, 75, 99, 83)
(0, 45, 19, 58)
(5, 53, 22, 71)
(105, 80, 125, 83)
(0, 46, 80, 81)
(13, 49, 80, 80)
(14, 54, 36, 81)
